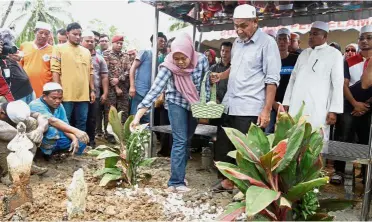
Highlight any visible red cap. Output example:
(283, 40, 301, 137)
(112, 35, 124, 43)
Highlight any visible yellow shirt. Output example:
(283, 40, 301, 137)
(51, 42, 93, 102)
(20, 42, 53, 98)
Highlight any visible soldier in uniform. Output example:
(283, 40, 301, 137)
(103, 35, 130, 142)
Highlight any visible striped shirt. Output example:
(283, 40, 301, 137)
(138, 53, 210, 111)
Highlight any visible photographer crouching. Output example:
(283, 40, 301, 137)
(0, 28, 35, 104)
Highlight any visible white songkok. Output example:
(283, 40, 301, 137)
(6, 101, 31, 124)
(311, 21, 329, 33)
(35, 21, 52, 32)
(43, 82, 63, 92)
(81, 30, 94, 38)
(360, 25, 372, 35)
(277, 28, 291, 37)
(233, 4, 256, 19)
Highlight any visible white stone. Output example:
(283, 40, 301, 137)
(66, 168, 88, 219)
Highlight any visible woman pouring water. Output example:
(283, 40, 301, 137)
(130, 33, 211, 193)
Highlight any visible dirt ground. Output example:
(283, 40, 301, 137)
(0, 145, 369, 221)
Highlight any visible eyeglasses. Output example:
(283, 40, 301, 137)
(359, 36, 372, 41)
(345, 48, 356, 53)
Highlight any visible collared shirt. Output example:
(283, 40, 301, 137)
(222, 28, 281, 116)
(138, 53, 210, 111)
(51, 42, 93, 102)
(92, 51, 108, 97)
(20, 41, 53, 98)
(103, 50, 130, 89)
(209, 61, 231, 103)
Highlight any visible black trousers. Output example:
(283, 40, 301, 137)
(334, 112, 371, 174)
(86, 100, 99, 144)
(214, 114, 258, 179)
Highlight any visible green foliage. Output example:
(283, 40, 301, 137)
(168, 17, 190, 32)
(11, 0, 72, 46)
(89, 106, 152, 187)
(216, 104, 354, 221)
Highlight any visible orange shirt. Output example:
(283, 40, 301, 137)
(20, 42, 53, 98)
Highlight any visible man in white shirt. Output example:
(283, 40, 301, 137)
(283, 21, 344, 147)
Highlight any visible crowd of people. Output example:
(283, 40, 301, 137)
(1, 3, 372, 193)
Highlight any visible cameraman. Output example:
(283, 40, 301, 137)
(0, 28, 35, 104)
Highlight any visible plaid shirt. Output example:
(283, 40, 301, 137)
(138, 53, 210, 111)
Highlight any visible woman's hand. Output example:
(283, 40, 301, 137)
(130, 117, 140, 132)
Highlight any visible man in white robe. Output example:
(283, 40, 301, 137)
(282, 21, 344, 148)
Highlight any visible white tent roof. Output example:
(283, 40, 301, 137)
(167, 17, 372, 49)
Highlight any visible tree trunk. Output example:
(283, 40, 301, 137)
(0, 0, 15, 28)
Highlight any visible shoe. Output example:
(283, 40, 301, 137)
(31, 164, 48, 175)
(0, 174, 12, 186)
(175, 185, 191, 193)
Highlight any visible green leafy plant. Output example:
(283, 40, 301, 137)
(216, 103, 354, 221)
(88, 106, 154, 186)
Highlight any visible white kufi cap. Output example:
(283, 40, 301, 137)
(311, 21, 329, 33)
(43, 82, 63, 92)
(6, 101, 31, 124)
(277, 28, 291, 36)
(81, 30, 94, 38)
(233, 4, 256, 19)
(35, 21, 52, 32)
(360, 25, 372, 35)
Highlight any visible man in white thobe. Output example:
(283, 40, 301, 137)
(283, 21, 344, 148)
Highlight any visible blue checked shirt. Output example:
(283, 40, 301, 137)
(138, 52, 211, 111)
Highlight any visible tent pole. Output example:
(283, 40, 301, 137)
(148, 7, 159, 158)
(197, 32, 203, 52)
(361, 112, 372, 220)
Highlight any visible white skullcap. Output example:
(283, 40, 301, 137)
(360, 25, 372, 35)
(233, 4, 256, 19)
(277, 28, 291, 37)
(311, 21, 329, 33)
(6, 100, 31, 124)
(35, 21, 52, 32)
(43, 82, 63, 92)
(346, 43, 358, 51)
(81, 30, 94, 38)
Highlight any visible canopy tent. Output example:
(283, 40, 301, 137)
(167, 17, 372, 50)
(143, 2, 372, 220)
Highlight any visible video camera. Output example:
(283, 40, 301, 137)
(0, 28, 18, 60)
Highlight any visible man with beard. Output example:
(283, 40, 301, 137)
(103, 35, 130, 143)
(210, 4, 280, 192)
(283, 21, 344, 151)
(20, 21, 54, 98)
(81, 30, 109, 147)
(332, 25, 372, 184)
(51, 22, 96, 132)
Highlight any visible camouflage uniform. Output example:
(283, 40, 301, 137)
(103, 50, 130, 126)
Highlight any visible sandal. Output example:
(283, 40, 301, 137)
(105, 133, 116, 144)
(330, 173, 344, 185)
(211, 179, 233, 193)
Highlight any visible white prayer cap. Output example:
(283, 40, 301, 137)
(311, 21, 329, 33)
(233, 4, 256, 19)
(277, 28, 291, 37)
(35, 21, 52, 32)
(360, 25, 372, 35)
(81, 30, 94, 38)
(43, 82, 63, 92)
(6, 101, 30, 124)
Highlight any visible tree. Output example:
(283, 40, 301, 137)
(9, 0, 72, 45)
(168, 17, 190, 32)
(0, 0, 15, 28)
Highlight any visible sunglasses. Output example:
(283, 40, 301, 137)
(345, 48, 356, 53)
